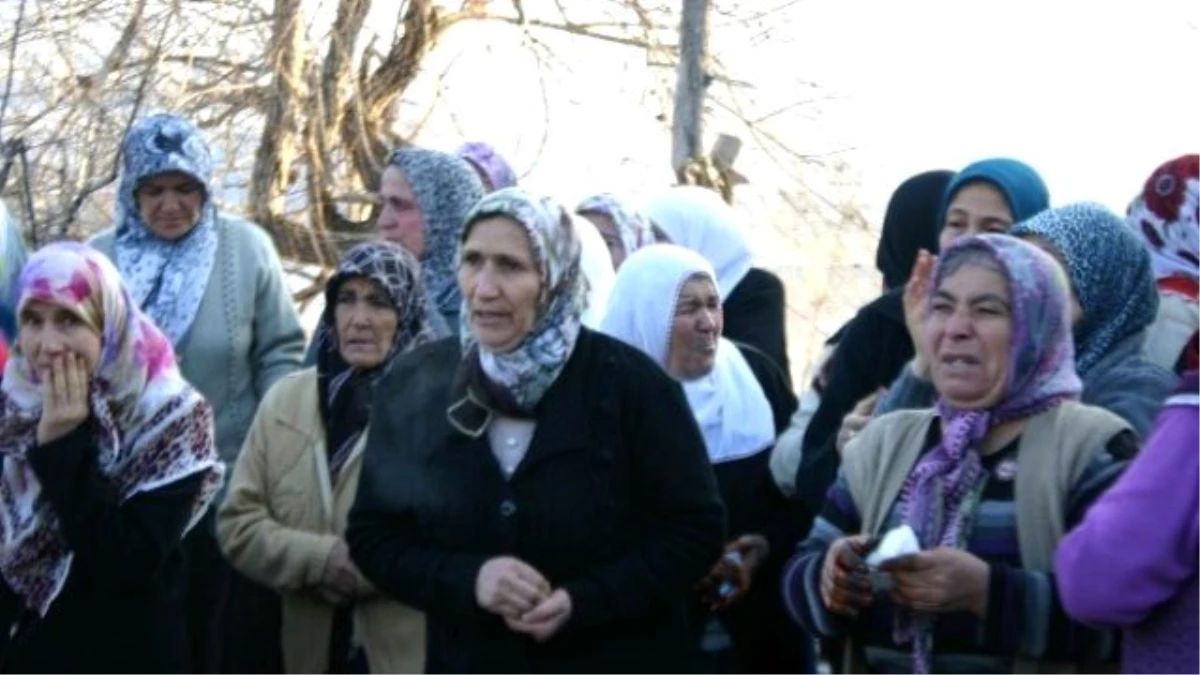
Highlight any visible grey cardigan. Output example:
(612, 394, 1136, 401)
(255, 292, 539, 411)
(90, 216, 306, 467)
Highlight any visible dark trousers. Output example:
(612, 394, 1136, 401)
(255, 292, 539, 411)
(184, 509, 283, 674)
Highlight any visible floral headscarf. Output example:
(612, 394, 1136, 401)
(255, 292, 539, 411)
(1012, 202, 1160, 377)
(387, 148, 485, 327)
(114, 113, 219, 346)
(895, 234, 1081, 673)
(454, 141, 519, 192)
(452, 188, 586, 425)
(312, 241, 434, 478)
(576, 192, 656, 261)
(1125, 154, 1199, 283)
(0, 242, 223, 616)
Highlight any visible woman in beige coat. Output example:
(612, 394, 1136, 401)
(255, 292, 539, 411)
(217, 241, 430, 673)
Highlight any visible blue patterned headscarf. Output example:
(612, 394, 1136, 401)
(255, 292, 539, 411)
(387, 148, 485, 328)
(456, 188, 587, 414)
(1012, 202, 1159, 377)
(895, 234, 1081, 673)
(576, 192, 656, 261)
(113, 113, 218, 346)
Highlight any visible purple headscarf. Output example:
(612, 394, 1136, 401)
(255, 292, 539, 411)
(895, 234, 1082, 672)
(454, 141, 518, 192)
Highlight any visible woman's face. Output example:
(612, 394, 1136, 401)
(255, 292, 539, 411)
(458, 216, 543, 353)
(377, 167, 427, 258)
(926, 263, 1012, 409)
(666, 274, 722, 381)
(938, 182, 1015, 251)
(136, 171, 205, 241)
(334, 277, 399, 369)
(580, 212, 627, 268)
(18, 299, 103, 375)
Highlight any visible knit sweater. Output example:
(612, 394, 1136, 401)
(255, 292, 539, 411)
(90, 216, 306, 468)
(1055, 377, 1200, 674)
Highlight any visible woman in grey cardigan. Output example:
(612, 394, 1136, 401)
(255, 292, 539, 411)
(89, 112, 305, 672)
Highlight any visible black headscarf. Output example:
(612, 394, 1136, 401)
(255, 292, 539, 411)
(874, 170, 955, 290)
(314, 241, 434, 477)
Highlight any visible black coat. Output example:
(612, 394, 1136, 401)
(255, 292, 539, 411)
(722, 268, 791, 385)
(347, 328, 727, 674)
(795, 288, 914, 516)
(0, 424, 202, 673)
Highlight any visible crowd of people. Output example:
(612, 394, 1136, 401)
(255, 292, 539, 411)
(0, 111, 1195, 674)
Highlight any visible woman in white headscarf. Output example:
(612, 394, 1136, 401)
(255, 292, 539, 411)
(600, 244, 808, 674)
(646, 186, 790, 381)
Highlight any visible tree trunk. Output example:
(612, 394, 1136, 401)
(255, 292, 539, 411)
(671, 0, 708, 180)
(250, 0, 306, 258)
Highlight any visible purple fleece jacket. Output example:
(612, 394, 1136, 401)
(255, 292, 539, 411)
(1055, 372, 1199, 674)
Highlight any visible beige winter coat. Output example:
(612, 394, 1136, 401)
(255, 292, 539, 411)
(216, 368, 425, 673)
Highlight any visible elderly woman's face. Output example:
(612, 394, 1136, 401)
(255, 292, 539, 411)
(458, 216, 542, 353)
(666, 274, 722, 381)
(377, 167, 427, 258)
(136, 171, 205, 241)
(938, 182, 1015, 252)
(18, 299, 102, 375)
(334, 277, 399, 369)
(926, 263, 1012, 408)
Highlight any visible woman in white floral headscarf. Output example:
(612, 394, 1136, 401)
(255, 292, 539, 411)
(0, 242, 222, 672)
(346, 187, 726, 673)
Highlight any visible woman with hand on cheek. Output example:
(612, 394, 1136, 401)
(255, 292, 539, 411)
(347, 188, 725, 673)
(0, 242, 223, 673)
(783, 235, 1135, 674)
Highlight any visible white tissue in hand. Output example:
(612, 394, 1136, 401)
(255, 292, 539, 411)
(864, 524, 921, 567)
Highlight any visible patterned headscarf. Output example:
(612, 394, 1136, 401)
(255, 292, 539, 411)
(454, 141, 519, 192)
(0, 242, 223, 616)
(646, 186, 753, 297)
(576, 192, 657, 262)
(1125, 154, 1199, 283)
(1012, 202, 1159, 377)
(312, 242, 434, 478)
(896, 234, 1081, 673)
(114, 113, 219, 346)
(387, 148, 485, 325)
(455, 188, 586, 418)
(601, 244, 775, 463)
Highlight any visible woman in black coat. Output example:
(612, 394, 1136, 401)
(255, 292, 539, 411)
(0, 243, 223, 673)
(346, 188, 726, 673)
(601, 244, 811, 673)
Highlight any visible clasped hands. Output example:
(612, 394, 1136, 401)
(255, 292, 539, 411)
(475, 557, 571, 642)
(821, 536, 989, 619)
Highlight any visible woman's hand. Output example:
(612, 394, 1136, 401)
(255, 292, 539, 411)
(320, 539, 365, 606)
(37, 354, 90, 446)
(880, 547, 990, 618)
(836, 389, 884, 456)
(505, 589, 573, 642)
(820, 535, 875, 617)
(903, 250, 936, 380)
(697, 534, 770, 611)
(475, 556, 552, 619)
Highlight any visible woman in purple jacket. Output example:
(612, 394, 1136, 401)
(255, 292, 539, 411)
(1055, 370, 1199, 674)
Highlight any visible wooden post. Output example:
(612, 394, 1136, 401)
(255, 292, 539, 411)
(671, 0, 709, 181)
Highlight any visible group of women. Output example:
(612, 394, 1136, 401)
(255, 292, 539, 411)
(0, 110, 1195, 675)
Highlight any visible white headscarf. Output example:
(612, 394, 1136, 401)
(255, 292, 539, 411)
(574, 212, 615, 329)
(645, 186, 753, 297)
(600, 244, 775, 464)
